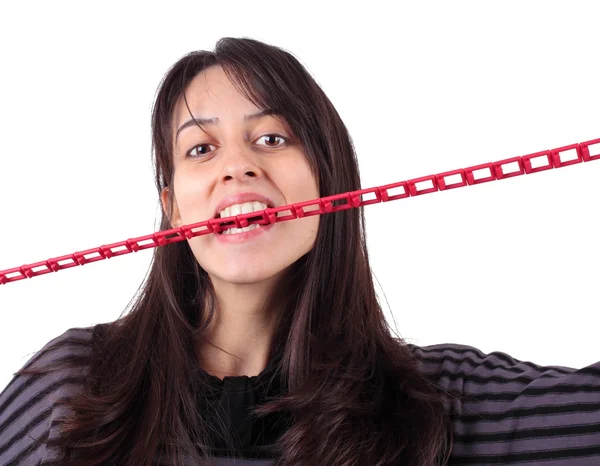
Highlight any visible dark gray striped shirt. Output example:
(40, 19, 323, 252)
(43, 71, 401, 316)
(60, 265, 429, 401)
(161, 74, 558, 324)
(1, 326, 599, 465)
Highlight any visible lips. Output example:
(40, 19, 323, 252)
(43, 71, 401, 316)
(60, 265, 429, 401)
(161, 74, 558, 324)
(213, 192, 276, 218)
(215, 221, 275, 242)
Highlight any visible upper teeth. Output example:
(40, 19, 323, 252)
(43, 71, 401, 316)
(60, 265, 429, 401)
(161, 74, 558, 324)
(219, 201, 267, 218)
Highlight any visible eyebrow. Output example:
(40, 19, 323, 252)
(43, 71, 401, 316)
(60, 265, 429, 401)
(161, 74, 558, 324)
(174, 109, 280, 142)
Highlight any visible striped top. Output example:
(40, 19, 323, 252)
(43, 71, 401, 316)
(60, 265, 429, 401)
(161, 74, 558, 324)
(1, 326, 600, 465)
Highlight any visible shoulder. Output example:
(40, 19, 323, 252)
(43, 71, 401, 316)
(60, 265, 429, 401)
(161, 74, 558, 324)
(0, 325, 101, 465)
(406, 341, 581, 382)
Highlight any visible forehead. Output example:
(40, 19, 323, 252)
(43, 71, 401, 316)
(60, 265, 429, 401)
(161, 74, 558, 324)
(172, 65, 259, 130)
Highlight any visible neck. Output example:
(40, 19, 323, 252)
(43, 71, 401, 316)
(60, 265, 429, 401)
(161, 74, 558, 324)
(195, 273, 288, 379)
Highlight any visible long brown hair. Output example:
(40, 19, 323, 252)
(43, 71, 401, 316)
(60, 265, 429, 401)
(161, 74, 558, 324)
(15, 37, 453, 465)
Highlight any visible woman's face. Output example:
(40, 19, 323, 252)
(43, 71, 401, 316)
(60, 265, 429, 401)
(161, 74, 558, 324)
(161, 65, 320, 286)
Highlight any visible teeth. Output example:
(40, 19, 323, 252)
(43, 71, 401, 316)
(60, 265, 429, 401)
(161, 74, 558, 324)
(219, 201, 267, 219)
(222, 223, 262, 235)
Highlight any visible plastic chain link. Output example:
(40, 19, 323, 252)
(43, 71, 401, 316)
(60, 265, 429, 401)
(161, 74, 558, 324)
(1, 137, 599, 285)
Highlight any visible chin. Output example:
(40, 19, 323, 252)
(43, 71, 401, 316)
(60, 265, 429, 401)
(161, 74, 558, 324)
(208, 264, 282, 286)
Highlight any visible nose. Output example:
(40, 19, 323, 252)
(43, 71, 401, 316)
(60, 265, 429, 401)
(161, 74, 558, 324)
(219, 143, 262, 182)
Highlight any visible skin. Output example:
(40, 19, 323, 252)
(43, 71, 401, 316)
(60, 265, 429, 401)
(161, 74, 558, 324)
(160, 65, 320, 379)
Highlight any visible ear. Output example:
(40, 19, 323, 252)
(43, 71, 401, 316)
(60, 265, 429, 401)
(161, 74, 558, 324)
(160, 186, 181, 228)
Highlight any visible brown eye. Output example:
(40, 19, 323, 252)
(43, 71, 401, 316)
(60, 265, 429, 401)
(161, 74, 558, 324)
(186, 143, 216, 159)
(256, 134, 287, 147)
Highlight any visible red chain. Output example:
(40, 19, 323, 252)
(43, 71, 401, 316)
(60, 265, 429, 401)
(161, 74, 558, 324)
(1, 137, 599, 285)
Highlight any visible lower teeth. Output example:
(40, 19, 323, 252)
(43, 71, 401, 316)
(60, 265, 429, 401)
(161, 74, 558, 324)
(221, 224, 262, 235)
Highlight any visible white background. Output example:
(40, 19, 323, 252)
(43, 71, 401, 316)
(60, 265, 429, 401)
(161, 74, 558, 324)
(0, 1, 598, 389)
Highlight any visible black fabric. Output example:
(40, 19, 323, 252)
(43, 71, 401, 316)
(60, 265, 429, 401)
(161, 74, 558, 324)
(191, 347, 289, 460)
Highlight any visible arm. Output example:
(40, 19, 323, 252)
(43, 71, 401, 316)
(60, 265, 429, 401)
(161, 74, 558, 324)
(409, 343, 600, 465)
(0, 328, 92, 465)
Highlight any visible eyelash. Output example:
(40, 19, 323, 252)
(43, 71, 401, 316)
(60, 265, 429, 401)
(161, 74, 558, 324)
(185, 133, 289, 159)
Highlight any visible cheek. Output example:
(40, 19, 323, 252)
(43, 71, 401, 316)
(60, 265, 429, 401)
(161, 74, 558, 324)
(174, 175, 211, 221)
(283, 208, 320, 247)
(280, 160, 319, 201)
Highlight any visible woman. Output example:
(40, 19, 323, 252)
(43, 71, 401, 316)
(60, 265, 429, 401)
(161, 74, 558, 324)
(0, 37, 599, 466)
